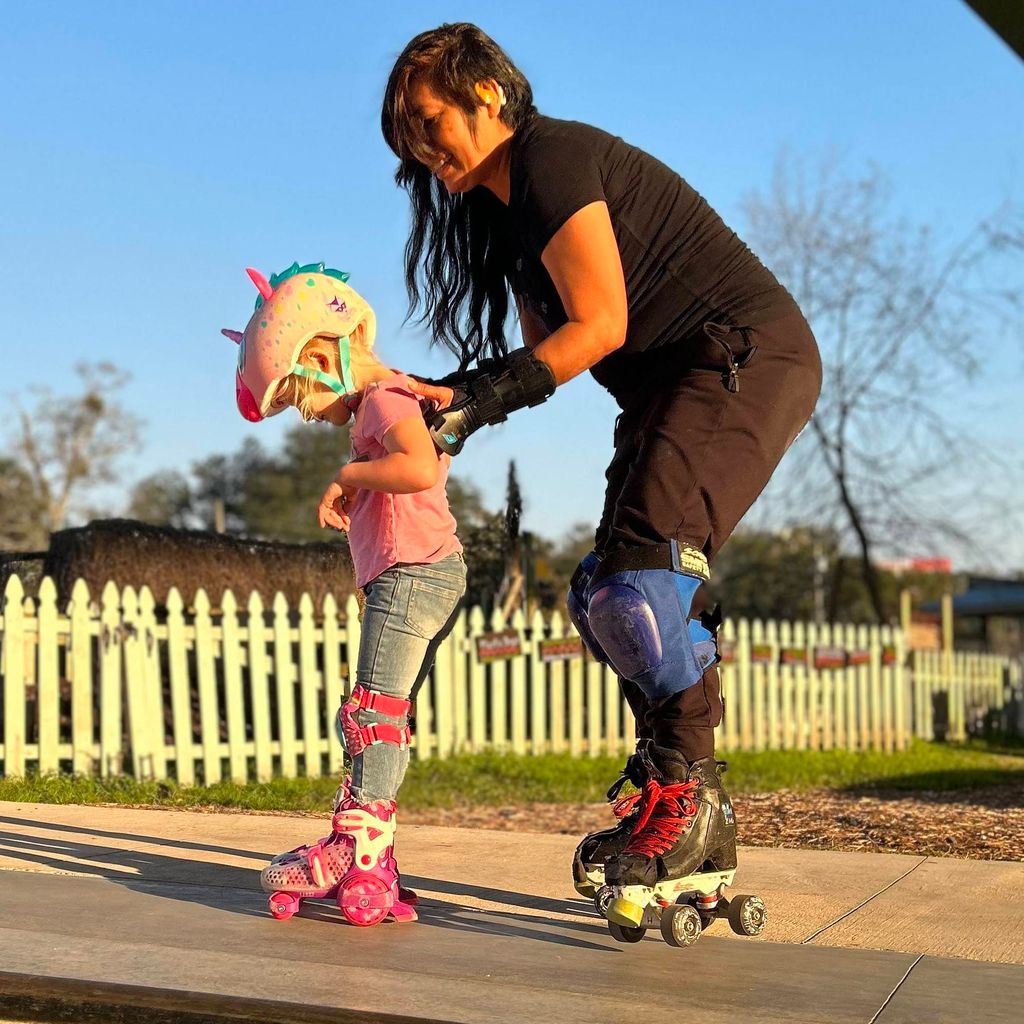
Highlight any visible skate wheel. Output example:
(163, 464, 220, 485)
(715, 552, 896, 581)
(268, 892, 300, 920)
(338, 875, 392, 927)
(608, 921, 646, 944)
(728, 894, 767, 936)
(678, 894, 718, 930)
(660, 904, 702, 948)
(593, 885, 615, 918)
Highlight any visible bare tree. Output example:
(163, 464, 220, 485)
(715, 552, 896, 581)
(743, 153, 1023, 620)
(0, 458, 48, 550)
(9, 362, 141, 537)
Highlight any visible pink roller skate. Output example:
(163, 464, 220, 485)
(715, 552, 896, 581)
(262, 793, 417, 926)
(265, 776, 418, 910)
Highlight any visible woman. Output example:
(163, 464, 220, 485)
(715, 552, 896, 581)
(381, 23, 821, 926)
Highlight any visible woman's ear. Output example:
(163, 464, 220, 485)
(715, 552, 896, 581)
(474, 79, 504, 119)
(351, 320, 367, 346)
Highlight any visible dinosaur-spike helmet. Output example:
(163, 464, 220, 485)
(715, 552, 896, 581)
(222, 262, 376, 422)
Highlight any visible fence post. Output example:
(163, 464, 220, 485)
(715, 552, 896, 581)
(139, 587, 167, 781)
(272, 592, 297, 778)
(166, 588, 195, 786)
(2, 576, 26, 778)
(248, 592, 274, 782)
(67, 580, 95, 775)
(451, 609, 470, 755)
(738, 619, 754, 751)
(222, 589, 248, 783)
(121, 586, 152, 780)
(321, 594, 344, 777)
(528, 608, 547, 756)
(297, 593, 323, 777)
(99, 581, 123, 777)
(194, 589, 222, 785)
(548, 611, 568, 754)
(488, 607, 508, 752)
(35, 578, 60, 775)
(468, 606, 487, 752)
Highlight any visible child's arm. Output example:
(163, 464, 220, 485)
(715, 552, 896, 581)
(336, 417, 440, 495)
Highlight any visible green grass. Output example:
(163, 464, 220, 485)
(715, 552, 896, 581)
(1, 740, 1021, 813)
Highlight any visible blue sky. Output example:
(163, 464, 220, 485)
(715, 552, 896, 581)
(1, 1, 1022, 568)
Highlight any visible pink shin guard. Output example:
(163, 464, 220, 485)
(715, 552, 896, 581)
(338, 685, 412, 757)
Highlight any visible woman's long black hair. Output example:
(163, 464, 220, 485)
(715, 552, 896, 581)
(381, 23, 537, 369)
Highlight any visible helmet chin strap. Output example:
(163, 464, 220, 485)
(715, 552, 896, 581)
(290, 335, 358, 402)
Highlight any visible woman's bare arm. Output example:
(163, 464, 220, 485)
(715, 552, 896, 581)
(530, 200, 628, 383)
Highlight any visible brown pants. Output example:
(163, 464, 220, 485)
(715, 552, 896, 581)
(595, 310, 822, 761)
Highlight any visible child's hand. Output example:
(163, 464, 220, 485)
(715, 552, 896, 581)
(317, 477, 359, 532)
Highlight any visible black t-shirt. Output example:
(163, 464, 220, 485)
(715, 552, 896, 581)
(499, 115, 798, 401)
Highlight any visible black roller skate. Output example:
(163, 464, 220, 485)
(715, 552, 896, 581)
(598, 742, 766, 948)
(571, 748, 652, 901)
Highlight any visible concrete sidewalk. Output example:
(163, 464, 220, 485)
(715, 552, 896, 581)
(0, 801, 1021, 1023)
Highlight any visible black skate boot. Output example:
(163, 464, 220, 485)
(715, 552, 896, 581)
(571, 748, 652, 900)
(602, 742, 747, 936)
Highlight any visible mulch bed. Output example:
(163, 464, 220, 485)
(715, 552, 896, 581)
(404, 785, 1024, 862)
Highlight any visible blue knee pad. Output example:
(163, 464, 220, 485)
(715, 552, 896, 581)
(566, 551, 610, 662)
(587, 568, 717, 701)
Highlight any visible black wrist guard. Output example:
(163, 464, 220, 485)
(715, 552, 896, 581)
(426, 349, 557, 456)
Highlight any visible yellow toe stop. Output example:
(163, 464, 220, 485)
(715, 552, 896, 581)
(606, 898, 645, 927)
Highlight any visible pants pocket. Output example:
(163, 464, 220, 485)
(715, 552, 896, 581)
(405, 578, 463, 639)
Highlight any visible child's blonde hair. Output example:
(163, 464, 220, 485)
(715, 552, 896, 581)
(275, 333, 392, 422)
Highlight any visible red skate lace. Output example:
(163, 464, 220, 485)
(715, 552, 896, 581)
(611, 792, 643, 819)
(622, 779, 700, 858)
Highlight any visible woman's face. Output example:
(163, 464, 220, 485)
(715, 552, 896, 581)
(408, 79, 507, 194)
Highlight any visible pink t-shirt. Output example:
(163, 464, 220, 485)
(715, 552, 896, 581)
(347, 373, 462, 588)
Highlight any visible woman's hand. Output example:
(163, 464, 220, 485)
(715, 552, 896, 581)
(405, 378, 455, 410)
(317, 474, 359, 532)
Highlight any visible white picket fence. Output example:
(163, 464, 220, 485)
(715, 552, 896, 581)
(0, 575, 1019, 783)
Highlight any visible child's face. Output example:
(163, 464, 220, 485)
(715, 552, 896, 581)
(297, 337, 353, 427)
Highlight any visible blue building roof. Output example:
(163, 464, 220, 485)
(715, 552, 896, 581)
(922, 580, 1024, 617)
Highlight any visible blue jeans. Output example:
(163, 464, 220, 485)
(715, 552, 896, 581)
(348, 552, 466, 803)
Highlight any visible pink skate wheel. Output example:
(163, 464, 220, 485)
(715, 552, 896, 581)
(269, 891, 300, 920)
(338, 874, 392, 927)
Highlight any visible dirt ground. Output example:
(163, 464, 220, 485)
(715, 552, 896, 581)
(404, 784, 1024, 861)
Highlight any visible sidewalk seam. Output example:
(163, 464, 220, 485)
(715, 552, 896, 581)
(800, 857, 929, 945)
(867, 953, 924, 1024)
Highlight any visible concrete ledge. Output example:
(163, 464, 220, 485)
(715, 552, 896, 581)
(0, 971, 439, 1024)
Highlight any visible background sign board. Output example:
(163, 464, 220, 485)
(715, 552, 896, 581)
(476, 630, 522, 662)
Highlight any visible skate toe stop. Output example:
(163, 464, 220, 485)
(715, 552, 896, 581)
(606, 898, 645, 927)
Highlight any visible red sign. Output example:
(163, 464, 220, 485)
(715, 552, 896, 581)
(881, 645, 899, 666)
(814, 646, 846, 669)
(751, 644, 773, 664)
(476, 630, 522, 662)
(780, 647, 808, 666)
(539, 636, 583, 663)
(847, 649, 871, 667)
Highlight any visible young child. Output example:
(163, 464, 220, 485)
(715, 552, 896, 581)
(223, 261, 466, 926)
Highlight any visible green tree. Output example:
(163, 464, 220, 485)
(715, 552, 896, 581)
(126, 470, 193, 528)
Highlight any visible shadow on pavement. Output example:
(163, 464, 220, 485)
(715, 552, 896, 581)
(0, 817, 609, 949)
